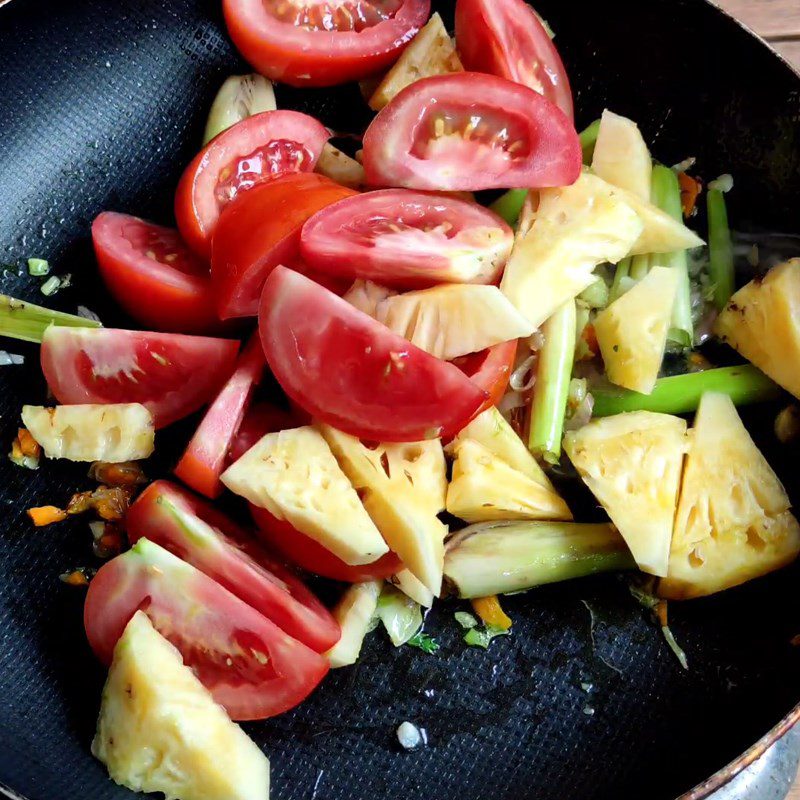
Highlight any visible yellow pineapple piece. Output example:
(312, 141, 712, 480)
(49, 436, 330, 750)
(594, 266, 679, 394)
(220, 427, 388, 566)
(446, 439, 572, 523)
(316, 143, 365, 189)
(591, 110, 652, 201)
(714, 260, 800, 400)
(368, 13, 463, 111)
(660, 392, 800, 599)
(93, 611, 269, 800)
(319, 424, 448, 596)
(325, 580, 383, 668)
(564, 411, 687, 576)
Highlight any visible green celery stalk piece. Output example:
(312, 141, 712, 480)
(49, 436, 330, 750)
(0, 294, 101, 343)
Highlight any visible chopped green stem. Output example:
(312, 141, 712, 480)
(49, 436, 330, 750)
(707, 188, 735, 311)
(591, 365, 780, 417)
(444, 521, 635, 598)
(651, 165, 694, 346)
(528, 300, 576, 464)
(0, 294, 101, 343)
(579, 119, 602, 164)
(610, 257, 631, 303)
(489, 189, 529, 227)
(629, 253, 651, 281)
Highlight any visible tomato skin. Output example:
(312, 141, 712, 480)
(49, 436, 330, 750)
(454, 338, 518, 415)
(92, 212, 221, 335)
(175, 111, 329, 258)
(228, 402, 300, 463)
(211, 173, 357, 319)
(455, 0, 574, 119)
(259, 267, 488, 441)
(126, 481, 340, 653)
(251, 504, 402, 582)
(223, 0, 431, 88)
(84, 539, 329, 720)
(299, 189, 513, 288)
(40, 327, 239, 428)
(362, 72, 581, 191)
(174, 334, 265, 497)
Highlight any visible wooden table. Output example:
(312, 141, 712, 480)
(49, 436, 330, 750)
(712, 0, 800, 70)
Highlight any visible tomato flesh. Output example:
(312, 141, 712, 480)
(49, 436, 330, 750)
(211, 173, 356, 319)
(174, 334, 265, 498)
(84, 538, 328, 720)
(251, 504, 402, 582)
(229, 403, 300, 463)
(92, 212, 221, 335)
(40, 327, 239, 428)
(126, 481, 340, 653)
(455, 0, 574, 119)
(175, 111, 328, 258)
(454, 338, 517, 415)
(259, 266, 488, 441)
(300, 189, 513, 288)
(223, 0, 431, 87)
(362, 72, 581, 191)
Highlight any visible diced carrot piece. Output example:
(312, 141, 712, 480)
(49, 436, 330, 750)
(678, 172, 702, 218)
(27, 506, 67, 527)
(17, 428, 41, 458)
(471, 595, 513, 631)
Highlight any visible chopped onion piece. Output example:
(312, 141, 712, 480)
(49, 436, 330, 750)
(0, 351, 24, 366)
(77, 305, 102, 323)
(509, 354, 537, 392)
(708, 174, 734, 193)
(671, 157, 697, 173)
(396, 721, 427, 750)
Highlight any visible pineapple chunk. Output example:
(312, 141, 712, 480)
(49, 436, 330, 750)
(369, 13, 463, 111)
(594, 266, 679, 394)
(591, 110, 652, 201)
(92, 611, 269, 800)
(220, 427, 388, 566)
(500, 171, 644, 328)
(390, 568, 434, 608)
(660, 392, 800, 599)
(563, 412, 687, 577)
(316, 143, 365, 189)
(343, 280, 397, 317)
(714, 260, 800, 400)
(449, 406, 554, 491)
(325, 580, 382, 668)
(21, 403, 154, 462)
(319, 424, 448, 596)
(446, 439, 572, 523)
(374, 284, 533, 361)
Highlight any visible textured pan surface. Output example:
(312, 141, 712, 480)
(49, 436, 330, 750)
(0, 1, 799, 799)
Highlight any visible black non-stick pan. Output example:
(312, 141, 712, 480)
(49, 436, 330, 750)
(1, 1, 799, 798)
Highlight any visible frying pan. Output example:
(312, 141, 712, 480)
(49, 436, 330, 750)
(1, 1, 799, 799)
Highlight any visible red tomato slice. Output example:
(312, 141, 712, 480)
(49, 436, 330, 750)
(251, 504, 402, 582)
(362, 72, 581, 191)
(92, 212, 220, 335)
(454, 338, 517, 414)
(84, 538, 328, 720)
(223, 0, 431, 88)
(211, 173, 356, 319)
(259, 266, 488, 441)
(126, 481, 340, 652)
(40, 327, 239, 428)
(455, 0, 574, 120)
(300, 189, 513, 288)
(228, 402, 300, 463)
(175, 111, 329, 258)
(174, 334, 265, 498)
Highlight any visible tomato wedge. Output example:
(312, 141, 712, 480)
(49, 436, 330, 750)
(362, 73, 581, 191)
(92, 212, 220, 335)
(223, 0, 431, 88)
(40, 327, 239, 428)
(126, 481, 340, 652)
(84, 538, 328, 720)
(455, 0, 574, 120)
(211, 173, 356, 318)
(175, 111, 328, 258)
(259, 266, 488, 441)
(250, 504, 402, 582)
(174, 334, 265, 498)
(229, 403, 300, 463)
(300, 189, 513, 288)
(454, 338, 517, 414)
